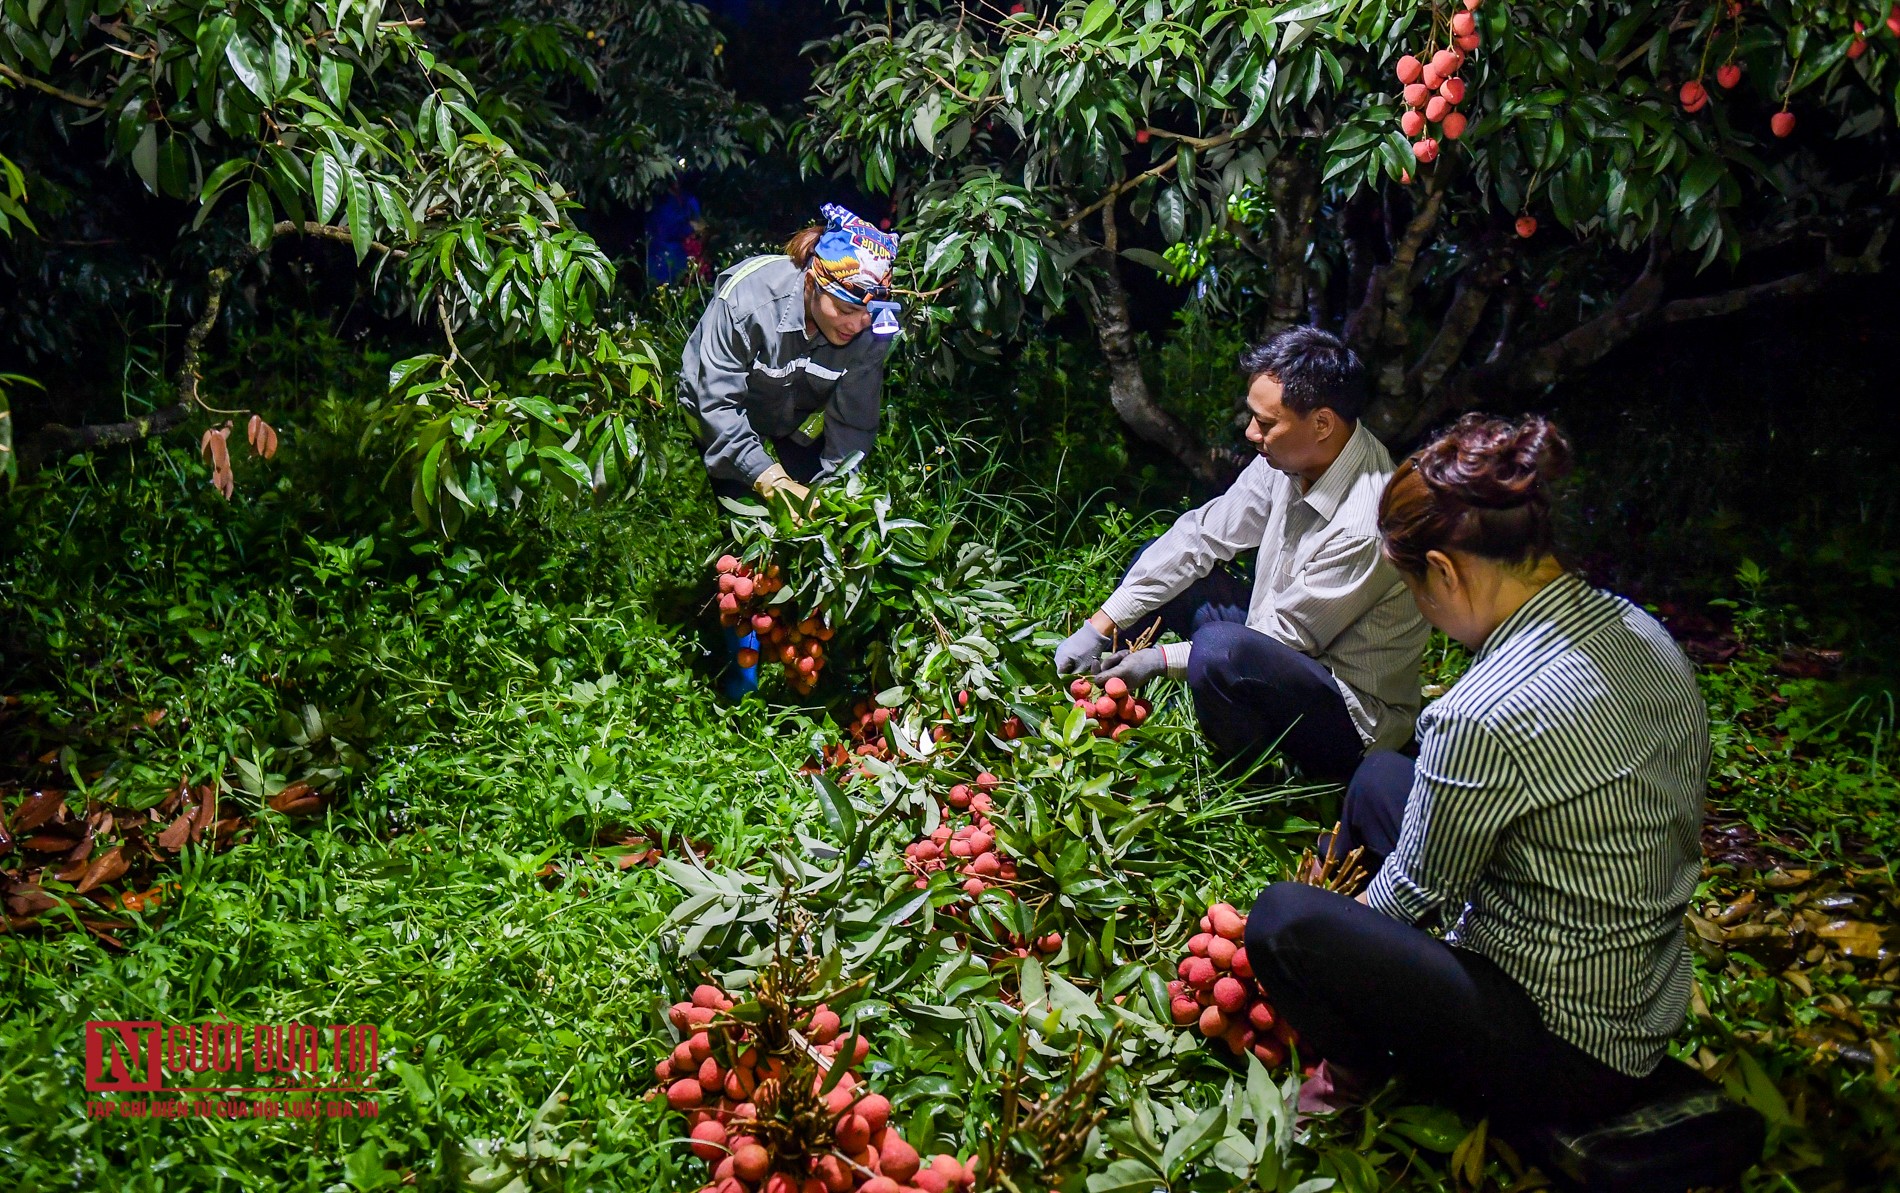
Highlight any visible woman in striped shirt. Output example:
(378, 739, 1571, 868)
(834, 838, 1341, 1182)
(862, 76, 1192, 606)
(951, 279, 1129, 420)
(1243, 414, 1708, 1134)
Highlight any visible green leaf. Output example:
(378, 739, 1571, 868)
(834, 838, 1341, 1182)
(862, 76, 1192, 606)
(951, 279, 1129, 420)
(1161, 1103, 1228, 1178)
(1085, 1159, 1164, 1193)
(811, 774, 857, 848)
(313, 153, 343, 226)
(130, 125, 159, 193)
(1789, 38, 1849, 96)
(1269, 0, 1345, 23)
(346, 167, 372, 262)
(199, 157, 249, 206)
(388, 354, 441, 392)
(225, 33, 268, 100)
(319, 57, 353, 107)
(1079, 0, 1116, 36)
(246, 180, 274, 249)
(1677, 156, 1725, 210)
(537, 275, 565, 345)
(535, 445, 593, 490)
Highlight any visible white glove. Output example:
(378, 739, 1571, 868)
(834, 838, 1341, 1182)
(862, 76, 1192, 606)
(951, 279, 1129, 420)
(1055, 622, 1111, 676)
(1098, 647, 1167, 693)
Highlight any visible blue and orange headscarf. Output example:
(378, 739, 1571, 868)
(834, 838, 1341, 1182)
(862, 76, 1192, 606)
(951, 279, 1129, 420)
(808, 204, 899, 306)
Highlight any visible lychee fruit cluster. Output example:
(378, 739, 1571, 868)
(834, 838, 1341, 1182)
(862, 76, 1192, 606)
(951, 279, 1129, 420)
(1065, 676, 1150, 741)
(656, 983, 977, 1193)
(843, 699, 896, 773)
(716, 555, 833, 695)
(904, 772, 1016, 897)
(1169, 900, 1299, 1069)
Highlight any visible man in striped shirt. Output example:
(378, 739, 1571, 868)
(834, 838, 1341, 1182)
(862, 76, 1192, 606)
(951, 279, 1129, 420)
(1053, 327, 1429, 779)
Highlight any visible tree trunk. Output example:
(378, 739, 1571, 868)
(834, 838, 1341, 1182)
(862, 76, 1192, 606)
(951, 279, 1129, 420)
(1080, 252, 1233, 488)
(1260, 156, 1320, 338)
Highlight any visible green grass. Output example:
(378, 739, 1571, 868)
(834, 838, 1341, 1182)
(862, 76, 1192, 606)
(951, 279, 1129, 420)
(3, 362, 1899, 1192)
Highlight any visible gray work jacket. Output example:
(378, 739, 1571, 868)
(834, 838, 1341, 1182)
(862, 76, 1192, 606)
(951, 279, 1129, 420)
(678, 254, 892, 487)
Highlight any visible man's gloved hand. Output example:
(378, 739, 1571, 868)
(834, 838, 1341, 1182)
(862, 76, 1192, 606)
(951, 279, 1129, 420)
(1098, 647, 1167, 693)
(1054, 622, 1111, 676)
(754, 463, 812, 505)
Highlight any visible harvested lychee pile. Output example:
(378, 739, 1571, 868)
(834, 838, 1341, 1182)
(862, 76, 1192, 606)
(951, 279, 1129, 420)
(655, 981, 977, 1193)
(715, 555, 833, 695)
(1169, 900, 1298, 1069)
(904, 772, 1018, 898)
(1066, 676, 1150, 741)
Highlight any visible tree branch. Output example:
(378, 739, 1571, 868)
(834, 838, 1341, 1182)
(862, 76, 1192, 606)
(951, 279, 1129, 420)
(1422, 229, 1889, 438)
(0, 63, 107, 109)
(1402, 251, 1504, 402)
(1059, 156, 1180, 233)
(1436, 237, 1665, 424)
(271, 220, 408, 258)
(34, 268, 231, 453)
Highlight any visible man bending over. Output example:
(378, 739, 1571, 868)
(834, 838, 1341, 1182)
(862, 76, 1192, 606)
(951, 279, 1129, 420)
(1054, 327, 1428, 779)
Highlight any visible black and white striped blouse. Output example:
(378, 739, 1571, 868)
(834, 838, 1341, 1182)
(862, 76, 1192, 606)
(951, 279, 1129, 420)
(1364, 572, 1709, 1076)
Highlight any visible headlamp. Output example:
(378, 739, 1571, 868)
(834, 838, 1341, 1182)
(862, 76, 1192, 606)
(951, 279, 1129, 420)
(868, 300, 901, 336)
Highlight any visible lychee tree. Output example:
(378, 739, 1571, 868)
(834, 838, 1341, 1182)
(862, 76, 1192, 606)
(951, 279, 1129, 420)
(0, 0, 762, 526)
(800, 0, 1897, 473)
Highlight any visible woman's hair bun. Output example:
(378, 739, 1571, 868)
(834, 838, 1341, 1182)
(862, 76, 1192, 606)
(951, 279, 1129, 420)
(1377, 413, 1573, 575)
(1414, 413, 1573, 510)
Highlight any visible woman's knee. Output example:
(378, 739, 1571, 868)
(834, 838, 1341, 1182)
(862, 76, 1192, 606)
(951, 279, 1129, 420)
(1243, 881, 1338, 971)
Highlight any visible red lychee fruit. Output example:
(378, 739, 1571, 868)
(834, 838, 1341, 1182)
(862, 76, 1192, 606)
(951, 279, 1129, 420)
(666, 1078, 705, 1110)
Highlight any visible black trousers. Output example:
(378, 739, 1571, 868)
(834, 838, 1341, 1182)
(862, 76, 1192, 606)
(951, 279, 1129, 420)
(1244, 750, 1646, 1134)
(707, 435, 823, 504)
(1117, 543, 1366, 780)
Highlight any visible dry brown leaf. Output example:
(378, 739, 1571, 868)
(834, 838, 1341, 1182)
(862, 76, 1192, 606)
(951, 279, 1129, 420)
(64, 826, 96, 866)
(142, 708, 167, 728)
(4, 884, 57, 917)
(1764, 868, 1815, 890)
(21, 831, 80, 853)
(188, 784, 218, 842)
(75, 845, 129, 894)
(12, 790, 67, 834)
(35, 748, 59, 764)
(1686, 911, 1728, 944)
(266, 781, 313, 811)
(1782, 969, 1814, 997)
(1712, 890, 1757, 926)
(210, 817, 246, 843)
(247, 414, 279, 459)
(155, 811, 192, 852)
(1815, 920, 1890, 960)
(200, 424, 234, 499)
(267, 782, 324, 817)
